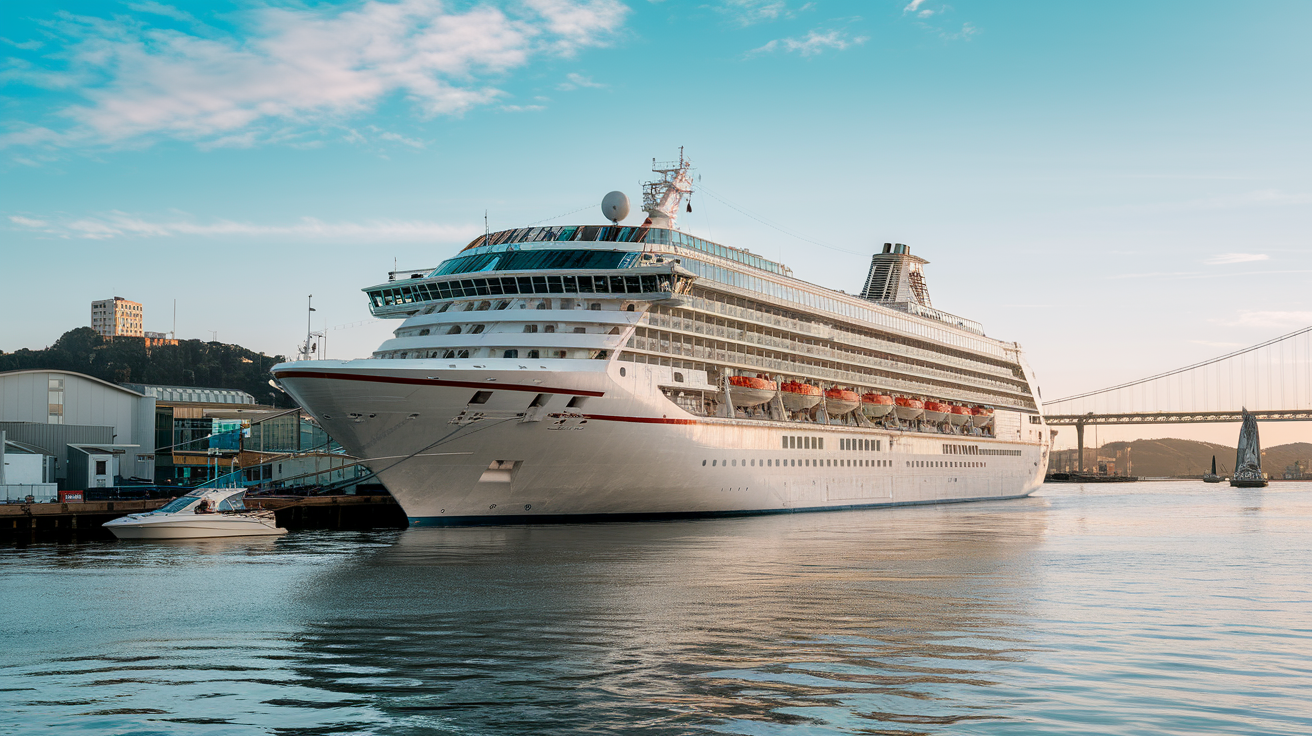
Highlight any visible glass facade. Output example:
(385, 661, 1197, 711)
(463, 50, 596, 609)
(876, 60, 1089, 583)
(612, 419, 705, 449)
(433, 249, 633, 276)
(369, 271, 678, 309)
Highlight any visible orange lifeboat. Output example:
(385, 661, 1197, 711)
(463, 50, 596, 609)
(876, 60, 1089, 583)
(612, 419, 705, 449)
(948, 404, 972, 427)
(725, 375, 777, 407)
(861, 393, 895, 419)
(780, 381, 822, 412)
(824, 388, 860, 416)
(971, 407, 994, 428)
(923, 400, 951, 423)
(893, 397, 924, 421)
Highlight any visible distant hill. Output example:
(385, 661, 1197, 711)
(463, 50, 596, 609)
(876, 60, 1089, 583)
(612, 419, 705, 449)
(1052, 438, 1312, 478)
(0, 327, 293, 407)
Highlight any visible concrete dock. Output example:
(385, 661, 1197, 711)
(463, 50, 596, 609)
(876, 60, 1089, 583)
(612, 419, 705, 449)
(1, 494, 408, 542)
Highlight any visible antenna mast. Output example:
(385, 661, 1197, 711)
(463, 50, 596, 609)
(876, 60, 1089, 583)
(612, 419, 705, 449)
(642, 147, 693, 229)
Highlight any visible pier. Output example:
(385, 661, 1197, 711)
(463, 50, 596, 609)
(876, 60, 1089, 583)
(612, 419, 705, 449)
(0, 494, 407, 542)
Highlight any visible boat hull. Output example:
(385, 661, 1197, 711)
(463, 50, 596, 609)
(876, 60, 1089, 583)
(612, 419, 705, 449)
(862, 403, 895, 419)
(105, 517, 287, 539)
(272, 360, 1049, 524)
(723, 386, 775, 407)
(782, 392, 822, 412)
(825, 399, 860, 416)
(894, 406, 924, 421)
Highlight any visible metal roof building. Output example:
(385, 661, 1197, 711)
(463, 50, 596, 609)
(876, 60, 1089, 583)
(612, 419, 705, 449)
(0, 369, 156, 485)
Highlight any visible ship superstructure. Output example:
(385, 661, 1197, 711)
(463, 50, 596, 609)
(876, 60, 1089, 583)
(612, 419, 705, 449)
(273, 155, 1050, 524)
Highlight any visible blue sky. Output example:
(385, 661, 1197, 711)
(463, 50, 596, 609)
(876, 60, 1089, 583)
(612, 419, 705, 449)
(2, 0, 1310, 446)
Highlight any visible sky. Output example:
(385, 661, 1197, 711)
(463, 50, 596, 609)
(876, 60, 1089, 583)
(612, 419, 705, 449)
(2, 0, 1310, 449)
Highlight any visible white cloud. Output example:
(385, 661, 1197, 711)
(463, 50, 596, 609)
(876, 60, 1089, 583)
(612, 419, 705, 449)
(1205, 253, 1269, 266)
(5, 0, 628, 149)
(720, 0, 790, 25)
(557, 72, 606, 90)
(753, 29, 867, 57)
(903, 0, 928, 12)
(2, 37, 44, 51)
(125, 2, 198, 24)
(9, 211, 479, 242)
(1221, 311, 1312, 329)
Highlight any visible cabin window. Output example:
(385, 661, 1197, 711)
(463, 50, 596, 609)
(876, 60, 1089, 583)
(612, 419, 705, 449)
(554, 350, 568, 359)
(626, 304, 636, 312)
(476, 301, 492, 311)
(573, 327, 587, 334)
(527, 350, 540, 358)
(781, 437, 787, 449)
(524, 325, 538, 333)
(447, 326, 462, 335)
(590, 303, 602, 310)
(418, 328, 430, 336)
(560, 300, 574, 310)
(443, 350, 456, 359)
(471, 325, 485, 334)
(457, 350, 470, 358)
(495, 300, 510, 310)
(619, 367, 626, 377)
(544, 325, 556, 334)
(674, 372, 684, 382)
(536, 298, 550, 309)
(1030, 415, 1042, 424)
(437, 303, 451, 313)
(463, 302, 476, 311)
(503, 349, 518, 358)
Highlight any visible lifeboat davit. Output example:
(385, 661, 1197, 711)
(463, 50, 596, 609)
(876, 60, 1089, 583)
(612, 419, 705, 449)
(923, 401, 951, 423)
(861, 393, 895, 419)
(724, 375, 777, 407)
(948, 404, 973, 426)
(971, 407, 994, 427)
(780, 381, 822, 412)
(894, 397, 924, 421)
(824, 388, 860, 416)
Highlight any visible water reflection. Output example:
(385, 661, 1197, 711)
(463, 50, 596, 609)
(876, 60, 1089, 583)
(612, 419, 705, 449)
(5, 485, 1312, 735)
(282, 500, 1049, 733)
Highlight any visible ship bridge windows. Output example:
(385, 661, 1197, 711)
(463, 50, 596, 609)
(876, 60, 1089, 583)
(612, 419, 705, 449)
(368, 272, 688, 312)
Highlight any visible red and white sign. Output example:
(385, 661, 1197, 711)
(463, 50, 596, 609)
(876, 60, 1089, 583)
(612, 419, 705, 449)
(58, 490, 84, 503)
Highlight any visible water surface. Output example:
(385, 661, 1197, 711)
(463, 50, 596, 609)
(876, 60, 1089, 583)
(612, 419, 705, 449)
(3, 481, 1310, 734)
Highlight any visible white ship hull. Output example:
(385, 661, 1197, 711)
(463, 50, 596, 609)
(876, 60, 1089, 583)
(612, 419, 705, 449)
(274, 359, 1049, 525)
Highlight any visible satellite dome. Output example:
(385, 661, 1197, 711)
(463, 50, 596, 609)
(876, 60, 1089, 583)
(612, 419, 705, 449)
(601, 191, 630, 223)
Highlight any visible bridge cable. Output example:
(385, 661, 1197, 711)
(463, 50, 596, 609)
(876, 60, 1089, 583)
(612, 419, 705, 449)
(1048, 324, 1312, 405)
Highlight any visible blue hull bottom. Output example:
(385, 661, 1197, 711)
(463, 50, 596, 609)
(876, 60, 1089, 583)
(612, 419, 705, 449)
(407, 492, 1036, 527)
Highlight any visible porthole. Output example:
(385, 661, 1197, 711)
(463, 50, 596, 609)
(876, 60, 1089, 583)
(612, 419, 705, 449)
(619, 367, 627, 377)
(702, 460, 707, 466)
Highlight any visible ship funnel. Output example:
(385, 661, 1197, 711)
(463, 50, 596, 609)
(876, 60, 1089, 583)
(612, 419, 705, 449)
(859, 243, 932, 307)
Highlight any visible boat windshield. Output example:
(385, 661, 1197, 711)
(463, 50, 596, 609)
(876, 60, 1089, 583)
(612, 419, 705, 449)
(153, 495, 201, 515)
(217, 493, 247, 512)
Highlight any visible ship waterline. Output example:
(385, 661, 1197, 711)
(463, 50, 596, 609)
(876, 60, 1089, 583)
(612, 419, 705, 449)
(272, 154, 1050, 522)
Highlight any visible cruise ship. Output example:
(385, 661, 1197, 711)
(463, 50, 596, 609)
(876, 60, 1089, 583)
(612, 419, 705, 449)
(272, 153, 1051, 524)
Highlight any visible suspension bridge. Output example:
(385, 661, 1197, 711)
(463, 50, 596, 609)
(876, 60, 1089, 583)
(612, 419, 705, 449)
(1042, 325, 1312, 470)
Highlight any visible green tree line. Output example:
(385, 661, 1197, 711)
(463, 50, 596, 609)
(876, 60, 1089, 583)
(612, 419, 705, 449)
(0, 328, 294, 407)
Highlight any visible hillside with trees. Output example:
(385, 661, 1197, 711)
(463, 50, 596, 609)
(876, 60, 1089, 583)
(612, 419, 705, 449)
(0, 328, 293, 407)
(1052, 437, 1312, 478)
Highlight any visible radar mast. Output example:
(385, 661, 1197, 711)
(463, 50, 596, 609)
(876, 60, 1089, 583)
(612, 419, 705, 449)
(642, 147, 693, 229)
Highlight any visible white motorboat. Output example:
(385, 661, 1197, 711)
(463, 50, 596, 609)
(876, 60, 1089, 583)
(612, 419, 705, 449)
(104, 488, 287, 539)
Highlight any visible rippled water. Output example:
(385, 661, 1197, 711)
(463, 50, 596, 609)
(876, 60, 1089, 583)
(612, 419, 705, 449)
(3, 481, 1310, 735)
